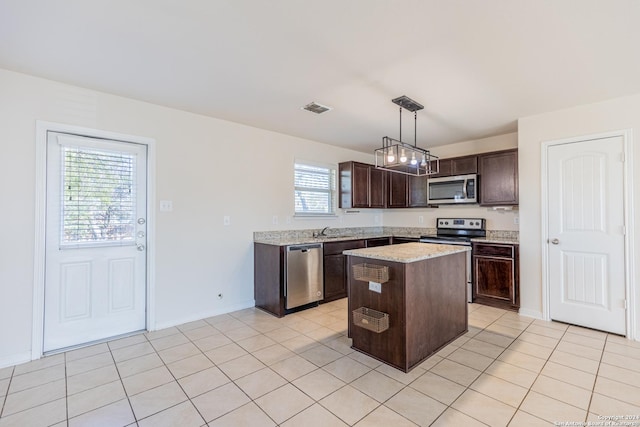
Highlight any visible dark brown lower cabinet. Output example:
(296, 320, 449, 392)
(391, 237, 419, 244)
(322, 240, 366, 303)
(472, 242, 519, 311)
(254, 243, 286, 317)
(365, 237, 391, 247)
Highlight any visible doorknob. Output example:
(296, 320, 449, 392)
(550, 238, 559, 245)
(137, 244, 145, 251)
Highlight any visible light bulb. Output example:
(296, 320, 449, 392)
(400, 149, 407, 163)
(387, 148, 395, 163)
(420, 154, 427, 167)
(410, 152, 417, 165)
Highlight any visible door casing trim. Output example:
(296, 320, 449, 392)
(541, 129, 636, 340)
(33, 121, 157, 360)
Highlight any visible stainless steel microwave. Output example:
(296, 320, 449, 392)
(427, 174, 477, 204)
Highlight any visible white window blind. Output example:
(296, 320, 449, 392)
(61, 144, 137, 246)
(294, 162, 336, 216)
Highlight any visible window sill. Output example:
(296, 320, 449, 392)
(293, 214, 338, 220)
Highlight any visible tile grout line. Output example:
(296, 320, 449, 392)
(584, 333, 610, 420)
(0, 366, 15, 419)
(230, 310, 348, 426)
(63, 352, 69, 427)
(502, 322, 566, 425)
(174, 316, 278, 426)
(505, 322, 599, 425)
(427, 309, 532, 426)
(108, 337, 143, 426)
(140, 329, 214, 425)
(3, 303, 636, 426)
(228, 306, 387, 426)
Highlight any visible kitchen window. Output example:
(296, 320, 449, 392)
(294, 161, 336, 216)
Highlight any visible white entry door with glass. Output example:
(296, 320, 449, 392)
(44, 132, 147, 352)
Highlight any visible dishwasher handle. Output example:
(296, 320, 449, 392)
(287, 244, 322, 252)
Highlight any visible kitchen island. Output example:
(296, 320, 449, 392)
(344, 242, 470, 372)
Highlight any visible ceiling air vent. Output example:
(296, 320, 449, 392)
(302, 102, 332, 114)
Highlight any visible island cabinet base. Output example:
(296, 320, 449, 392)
(347, 252, 468, 372)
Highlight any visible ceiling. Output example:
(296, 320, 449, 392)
(2, 0, 640, 153)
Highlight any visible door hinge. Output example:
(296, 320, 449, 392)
(622, 225, 626, 235)
(624, 299, 628, 310)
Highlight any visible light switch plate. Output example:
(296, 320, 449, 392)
(369, 281, 382, 293)
(223, 216, 231, 226)
(159, 200, 173, 212)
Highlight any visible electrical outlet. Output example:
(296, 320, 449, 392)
(223, 216, 231, 226)
(369, 281, 382, 293)
(418, 215, 424, 224)
(159, 200, 173, 212)
(272, 215, 278, 225)
(514, 216, 519, 225)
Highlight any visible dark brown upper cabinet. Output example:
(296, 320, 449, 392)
(387, 172, 408, 208)
(478, 149, 518, 206)
(339, 161, 386, 208)
(430, 155, 478, 178)
(388, 173, 430, 208)
(368, 165, 386, 208)
(408, 175, 429, 207)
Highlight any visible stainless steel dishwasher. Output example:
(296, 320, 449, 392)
(285, 244, 324, 309)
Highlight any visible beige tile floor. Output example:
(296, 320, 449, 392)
(1, 300, 639, 426)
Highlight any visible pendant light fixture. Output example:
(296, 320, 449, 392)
(375, 96, 439, 176)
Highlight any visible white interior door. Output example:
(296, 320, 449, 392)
(547, 135, 626, 335)
(44, 131, 147, 352)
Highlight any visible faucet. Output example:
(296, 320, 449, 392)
(314, 226, 330, 238)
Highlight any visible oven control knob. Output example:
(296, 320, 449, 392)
(445, 221, 449, 225)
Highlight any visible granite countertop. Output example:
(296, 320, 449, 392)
(253, 227, 519, 246)
(343, 242, 470, 263)
(254, 232, 394, 246)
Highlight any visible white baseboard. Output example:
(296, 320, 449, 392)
(0, 351, 33, 370)
(517, 308, 543, 320)
(151, 299, 256, 331)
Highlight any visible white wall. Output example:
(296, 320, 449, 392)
(7, 65, 635, 367)
(383, 133, 520, 231)
(518, 93, 640, 339)
(0, 69, 381, 367)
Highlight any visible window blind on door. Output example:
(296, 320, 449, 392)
(60, 144, 137, 246)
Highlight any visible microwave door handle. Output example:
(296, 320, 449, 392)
(462, 179, 468, 199)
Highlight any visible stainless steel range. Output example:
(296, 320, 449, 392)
(420, 218, 486, 302)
